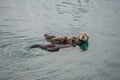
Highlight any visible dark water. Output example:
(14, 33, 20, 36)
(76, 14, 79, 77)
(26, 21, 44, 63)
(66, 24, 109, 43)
(0, 0, 120, 80)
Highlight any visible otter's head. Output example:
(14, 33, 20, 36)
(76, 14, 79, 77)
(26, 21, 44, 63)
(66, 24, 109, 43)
(79, 33, 89, 41)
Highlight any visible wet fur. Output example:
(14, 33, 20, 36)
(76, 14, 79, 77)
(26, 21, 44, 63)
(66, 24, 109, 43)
(44, 34, 76, 44)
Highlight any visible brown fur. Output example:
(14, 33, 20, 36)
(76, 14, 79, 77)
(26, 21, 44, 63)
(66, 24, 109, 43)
(45, 44, 56, 48)
(65, 37, 76, 44)
(44, 33, 89, 44)
(44, 34, 76, 44)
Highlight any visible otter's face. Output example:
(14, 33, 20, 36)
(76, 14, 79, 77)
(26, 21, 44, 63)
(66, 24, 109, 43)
(79, 33, 89, 41)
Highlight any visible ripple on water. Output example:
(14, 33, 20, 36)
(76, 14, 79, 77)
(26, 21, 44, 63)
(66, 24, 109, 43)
(0, 37, 46, 61)
(0, 0, 120, 80)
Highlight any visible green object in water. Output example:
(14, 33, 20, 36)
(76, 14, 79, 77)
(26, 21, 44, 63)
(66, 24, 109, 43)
(79, 41, 89, 51)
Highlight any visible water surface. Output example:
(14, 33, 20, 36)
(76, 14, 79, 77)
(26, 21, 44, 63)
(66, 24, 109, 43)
(0, 0, 120, 80)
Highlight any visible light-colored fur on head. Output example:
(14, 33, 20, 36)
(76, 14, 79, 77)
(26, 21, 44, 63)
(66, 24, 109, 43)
(79, 33, 89, 41)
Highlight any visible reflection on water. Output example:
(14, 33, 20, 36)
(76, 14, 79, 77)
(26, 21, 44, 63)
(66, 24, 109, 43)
(0, 0, 120, 80)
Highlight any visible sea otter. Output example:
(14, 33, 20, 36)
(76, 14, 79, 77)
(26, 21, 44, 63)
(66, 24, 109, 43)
(30, 33, 89, 52)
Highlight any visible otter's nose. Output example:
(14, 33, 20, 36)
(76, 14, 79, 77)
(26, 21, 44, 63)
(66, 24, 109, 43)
(82, 36, 84, 38)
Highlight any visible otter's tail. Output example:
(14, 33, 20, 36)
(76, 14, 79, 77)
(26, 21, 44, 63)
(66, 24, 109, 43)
(29, 44, 60, 52)
(30, 44, 46, 49)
